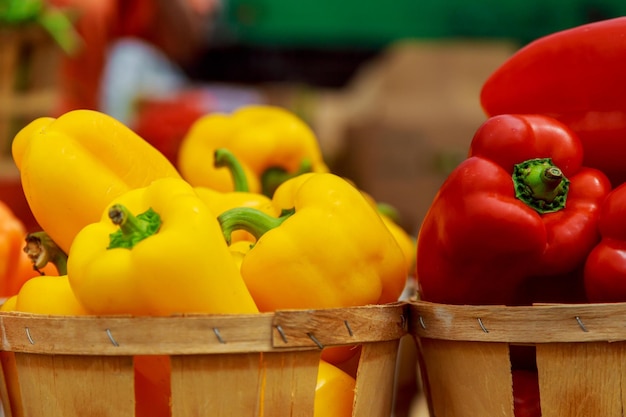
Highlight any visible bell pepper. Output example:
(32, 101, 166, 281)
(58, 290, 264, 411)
(314, 360, 355, 417)
(67, 177, 259, 316)
(480, 17, 626, 186)
(513, 370, 541, 417)
(583, 182, 626, 302)
(0, 201, 54, 297)
(23, 231, 67, 277)
(360, 192, 416, 277)
(416, 114, 611, 306)
(177, 105, 329, 197)
(218, 172, 407, 311)
(4, 231, 89, 315)
(194, 148, 278, 243)
(134, 355, 171, 417)
(8, 275, 89, 315)
(11, 109, 182, 253)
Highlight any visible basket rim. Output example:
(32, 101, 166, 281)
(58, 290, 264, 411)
(409, 300, 626, 343)
(0, 302, 407, 355)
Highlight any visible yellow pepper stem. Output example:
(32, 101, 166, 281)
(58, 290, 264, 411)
(261, 159, 312, 197)
(214, 148, 250, 192)
(23, 231, 68, 275)
(108, 204, 162, 250)
(218, 207, 295, 245)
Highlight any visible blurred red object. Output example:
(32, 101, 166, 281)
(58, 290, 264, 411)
(0, 171, 39, 233)
(49, 0, 216, 115)
(132, 90, 212, 166)
(49, 0, 155, 114)
(0, 199, 56, 297)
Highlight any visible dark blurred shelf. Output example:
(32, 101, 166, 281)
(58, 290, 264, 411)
(185, 45, 380, 88)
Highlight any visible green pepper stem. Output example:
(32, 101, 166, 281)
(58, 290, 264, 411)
(214, 148, 249, 192)
(108, 204, 162, 249)
(218, 207, 295, 245)
(23, 231, 68, 275)
(261, 159, 312, 197)
(512, 158, 570, 214)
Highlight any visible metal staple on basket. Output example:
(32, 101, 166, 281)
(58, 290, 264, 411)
(213, 327, 226, 344)
(575, 316, 588, 332)
(105, 328, 119, 347)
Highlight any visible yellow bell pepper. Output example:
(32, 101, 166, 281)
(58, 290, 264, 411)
(11, 275, 89, 315)
(194, 148, 278, 243)
(360, 193, 417, 277)
(314, 360, 355, 417)
(218, 172, 407, 311)
(0, 296, 17, 312)
(67, 177, 259, 316)
(177, 105, 329, 197)
(380, 214, 416, 277)
(11, 109, 182, 253)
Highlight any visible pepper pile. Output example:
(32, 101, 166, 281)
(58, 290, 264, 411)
(416, 17, 626, 417)
(2, 106, 415, 417)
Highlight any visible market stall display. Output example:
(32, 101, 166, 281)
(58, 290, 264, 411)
(0, 105, 415, 417)
(412, 17, 626, 417)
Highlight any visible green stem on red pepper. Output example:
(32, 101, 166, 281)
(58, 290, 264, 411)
(513, 158, 569, 214)
(261, 159, 312, 197)
(218, 207, 295, 245)
(108, 204, 161, 249)
(23, 231, 68, 275)
(214, 148, 250, 192)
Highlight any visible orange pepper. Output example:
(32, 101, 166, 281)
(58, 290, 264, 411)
(0, 201, 55, 297)
(2, 231, 88, 315)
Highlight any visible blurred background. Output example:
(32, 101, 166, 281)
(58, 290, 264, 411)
(1, 1, 626, 416)
(2, 0, 625, 235)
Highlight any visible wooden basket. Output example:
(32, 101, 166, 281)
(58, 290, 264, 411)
(409, 300, 626, 417)
(0, 302, 407, 417)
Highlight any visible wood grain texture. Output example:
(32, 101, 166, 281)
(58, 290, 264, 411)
(0, 304, 406, 416)
(272, 302, 407, 348)
(410, 301, 626, 343)
(353, 340, 401, 417)
(260, 351, 320, 417)
(14, 353, 134, 417)
(418, 339, 513, 417)
(0, 303, 407, 355)
(537, 342, 625, 417)
(171, 353, 264, 416)
(411, 301, 626, 417)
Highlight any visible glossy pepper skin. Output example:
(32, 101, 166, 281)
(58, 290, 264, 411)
(218, 172, 407, 311)
(416, 114, 611, 306)
(4, 275, 89, 315)
(584, 182, 626, 302)
(11, 109, 181, 253)
(67, 177, 259, 316)
(480, 17, 626, 186)
(314, 360, 355, 417)
(360, 192, 416, 277)
(177, 105, 329, 197)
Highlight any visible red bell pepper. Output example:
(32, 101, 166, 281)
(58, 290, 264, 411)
(416, 114, 611, 305)
(480, 17, 626, 186)
(512, 370, 541, 417)
(584, 182, 626, 302)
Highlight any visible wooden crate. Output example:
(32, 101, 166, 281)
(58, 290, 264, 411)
(0, 303, 407, 417)
(0, 25, 61, 158)
(409, 300, 626, 417)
